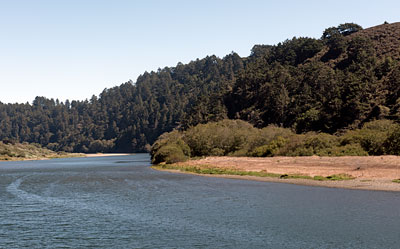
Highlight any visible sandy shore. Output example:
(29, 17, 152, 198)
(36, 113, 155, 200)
(85, 153, 133, 157)
(164, 156, 400, 192)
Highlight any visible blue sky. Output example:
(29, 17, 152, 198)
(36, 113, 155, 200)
(0, 0, 399, 103)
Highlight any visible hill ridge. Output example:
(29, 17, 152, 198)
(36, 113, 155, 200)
(0, 22, 398, 152)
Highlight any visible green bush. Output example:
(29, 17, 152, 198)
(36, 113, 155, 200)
(151, 130, 190, 164)
(303, 133, 338, 154)
(290, 147, 314, 156)
(318, 143, 368, 156)
(245, 125, 294, 155)
(280, 133, 338, 156)
(151, 144, 189, 164)
(340, 120, 398, 155)
(183, 119, 255, 156)
(383, 127, 400, 155)
(151, 119, 399, 161)
(251, 136, 287, 157)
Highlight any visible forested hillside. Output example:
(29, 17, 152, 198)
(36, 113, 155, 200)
(0, 53, 244, 152)
(227, 22, 400, 133)
(0, 22, 399, 153)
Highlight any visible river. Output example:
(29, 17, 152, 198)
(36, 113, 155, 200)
(0, 154, 399, 248)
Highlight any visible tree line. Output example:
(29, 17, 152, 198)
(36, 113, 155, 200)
(0, 23, 399, 153)
(0, 53, 244, 152)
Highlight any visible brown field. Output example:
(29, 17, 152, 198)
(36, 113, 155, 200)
(170, 156, 400, 192)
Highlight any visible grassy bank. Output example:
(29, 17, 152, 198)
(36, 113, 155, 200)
(0, 142, 83, 161)
(152, 163, 354, 182)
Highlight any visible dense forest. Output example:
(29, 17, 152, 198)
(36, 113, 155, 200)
(1, 22, 399, 153)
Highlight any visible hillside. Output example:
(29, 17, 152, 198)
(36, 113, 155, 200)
(353, 22, 400, 59)
(0, 22, 399, 153)
(0, 141, 81, 161)
(227, 22, 400, 133)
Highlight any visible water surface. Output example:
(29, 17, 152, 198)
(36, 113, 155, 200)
(0, 154, 399, 248)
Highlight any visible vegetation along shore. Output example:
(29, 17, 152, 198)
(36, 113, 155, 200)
(152, 156, 400, 192)
(0, 141, 83, 161)
(151, 119, 400, 191)
(2, 22, 400, 190)
(0, 22, 399, 154)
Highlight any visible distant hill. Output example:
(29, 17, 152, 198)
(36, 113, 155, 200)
(352, 22, 400, 59)
(227, 22, 400, 133)
(0, 22, 399, 152)
(309, 22, 400, 66)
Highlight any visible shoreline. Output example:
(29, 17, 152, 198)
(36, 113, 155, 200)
(152, 156, 400, 192)
(84, 153, 133, 158)
(0, 153, 133, 162)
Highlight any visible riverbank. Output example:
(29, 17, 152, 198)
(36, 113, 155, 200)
(0, 142, 85, 161)
(84, 153, 133, 158)
(153, 156, 400, 192)
(0, 153, 85, 161)
(0, 149, 133, 162)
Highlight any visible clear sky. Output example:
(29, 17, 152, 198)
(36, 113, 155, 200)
(1, 0, 399, 104)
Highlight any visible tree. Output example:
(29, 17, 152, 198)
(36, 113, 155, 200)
(322, 23, 363, 40)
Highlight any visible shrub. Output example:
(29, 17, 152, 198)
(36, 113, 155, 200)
(251, 136, 287, 157)
(318, 144, 368, 156)
(383, 127, 400, 155)
(236, 125, 294, 156)
(341, 120, 398, 155)
(183, 119, 256, 157)
(151, 144, 189, 164)
(281, 133, 338, 156)
(303, 133, 338, 154)
(151, 119, 398, 161)
(151, 130, 190, 164)
(289, 147, 314, 156)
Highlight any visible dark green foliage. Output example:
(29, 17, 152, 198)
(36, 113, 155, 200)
(0, 54, 244, 153)
(227, 23, 399, 135)
(0, 22, 399, 154)
(267, 37, 324, 66)
(322, 35, 346, 61)
(337, 23, 363, 36)
(321, 23, 362, 61)
(322, 23, 363, 40)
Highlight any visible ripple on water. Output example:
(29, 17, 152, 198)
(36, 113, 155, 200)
(0, 155, 399, 248)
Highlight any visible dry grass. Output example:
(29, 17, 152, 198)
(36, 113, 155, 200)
(156, 156, 400, 191)
(0, 142, 83, 161)
(352, 22, 400, 59)
(175, 156, 400, 181)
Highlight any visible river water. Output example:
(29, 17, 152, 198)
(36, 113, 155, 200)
(0, 154, 399, 248)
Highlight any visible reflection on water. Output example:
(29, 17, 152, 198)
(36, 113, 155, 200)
(0, 154, 399, 248)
